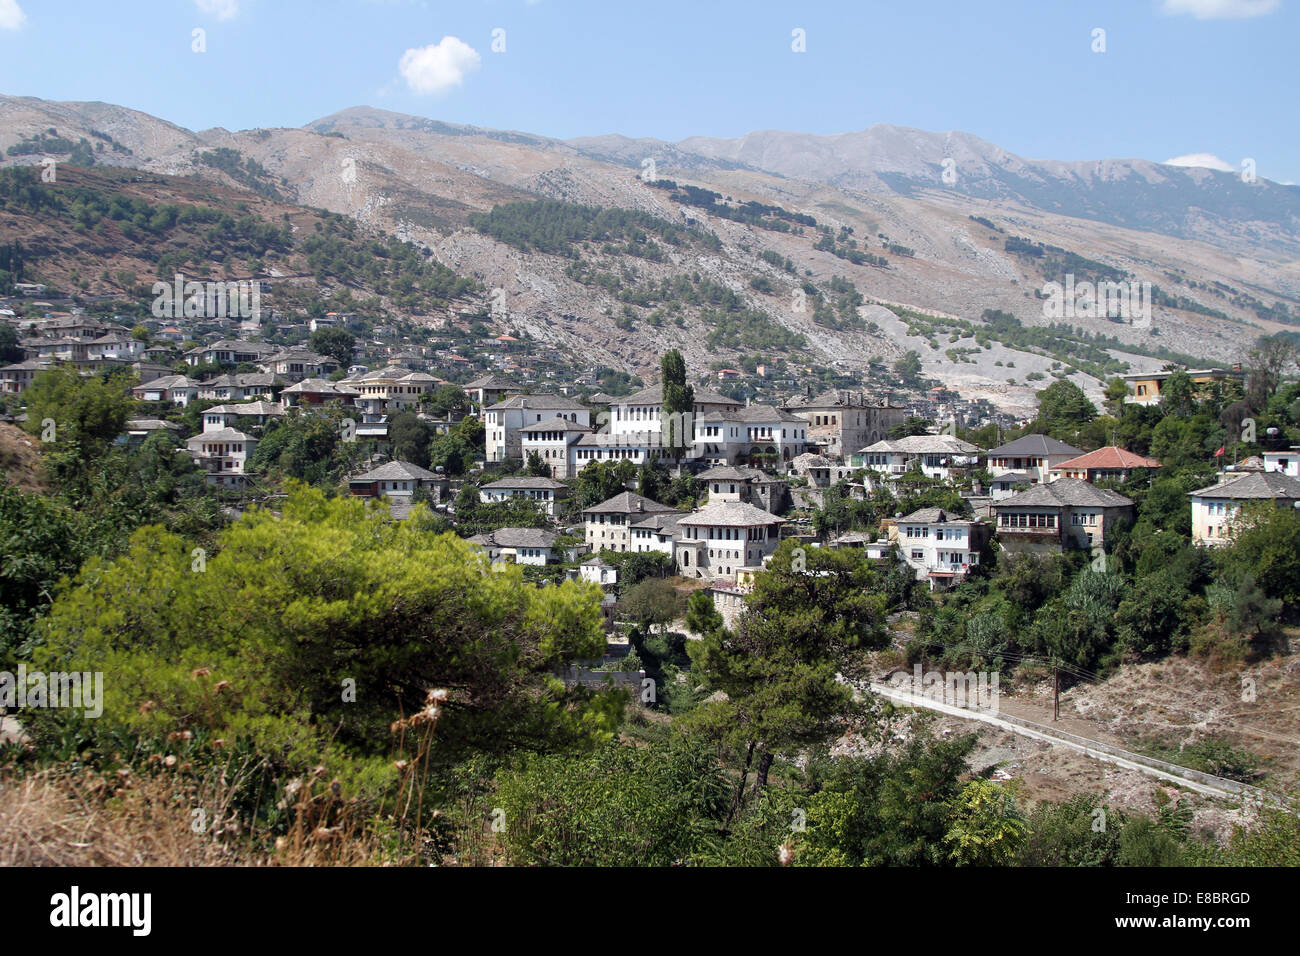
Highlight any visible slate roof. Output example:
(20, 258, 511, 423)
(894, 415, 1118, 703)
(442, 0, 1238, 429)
(481, 476, 568, 491)
(678, 501, 785, 527)
(520, 417, 592, 433)
(987, 434, 1084, 457)
(467, 527, 558, 549)
(617, 384, 740, 407)
(1189, 471, 1300, 500)
(858, 435, 980, 455)
(898, 507, 975, 525)
(350, 460, 440, 482)
(993, 477, 1133, 509)
(486, 393, 587, 412)
(583, 491, 675, 515)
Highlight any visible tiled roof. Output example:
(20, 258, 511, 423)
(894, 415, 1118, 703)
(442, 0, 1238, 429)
(1054, 446, 1161, 471)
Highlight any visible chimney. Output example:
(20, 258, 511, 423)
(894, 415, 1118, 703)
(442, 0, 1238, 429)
(636, 500, 644, 512)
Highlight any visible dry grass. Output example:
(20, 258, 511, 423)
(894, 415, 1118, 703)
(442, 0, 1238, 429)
(0, 764, 397, 867)
(0, 422, 47, 493)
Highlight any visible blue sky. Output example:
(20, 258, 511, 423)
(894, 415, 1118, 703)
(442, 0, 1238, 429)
(1, 0, 1296, 183)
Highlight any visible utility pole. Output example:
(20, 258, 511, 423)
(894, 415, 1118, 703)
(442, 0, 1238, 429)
(1053, 666, 1060, 722)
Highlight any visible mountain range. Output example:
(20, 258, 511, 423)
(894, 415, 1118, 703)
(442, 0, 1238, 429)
(2, 93, 1297, 412)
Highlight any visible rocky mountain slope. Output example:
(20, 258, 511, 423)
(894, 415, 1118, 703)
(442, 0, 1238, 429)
(3, 94, 1297, 413)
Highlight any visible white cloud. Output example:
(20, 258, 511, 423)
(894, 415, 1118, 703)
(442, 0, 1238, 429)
(399, 37, 482, 95)
(1164, 152, 1237, 172)
(1161, 0, 1280, 19)
(195, 0, 240, 20)
(0, 0, 27, 31)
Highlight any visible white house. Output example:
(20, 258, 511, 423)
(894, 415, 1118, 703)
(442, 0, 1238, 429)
(895, 507, 990, 590)
(674, 501, 785, 581)
(854, 434, 982, 481)
(985, 434, 1083, 484)
(520, 417, 592, 479)
(583, 492, 677, 554)
(577, 556, 619, 586)
(479, 476, 570, 517)
(466, 527, 559, 566)
(132, 374, 199, 407)
(484, 394, 590, 463)
(1188, 471, 1300, 547)
(186, 427, 258, 486)
(1263, 447, 1300, 479)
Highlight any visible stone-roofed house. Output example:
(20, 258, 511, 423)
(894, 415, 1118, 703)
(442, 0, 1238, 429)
(131, 374, 199, 406)
(582, 492, 676, 553)
(986, 434, 1084, 483)
(577, 555, 619, 586)
(992, 477, 1134, 553)
(854, 434, 982, 481)
(628, 511, 684, 555)
(782, 388, 909, 461)
(466, 527, 559, 566)
(674, 500, 785, 580)
(201, 401, 285, 432)
(693, 404, 809, 468)
(280, 377, 361, 408)
(185, 340, 279, 368)
(895, 507, 991, 590)
(484, 394, 590, 463)
(988, 470, 1036, 501)
(696, 464, 790, 514)
(1188, 471, 1300, 547)
(479, 475, 570, 517)
(1049, 446, 1161, 483)
(186, 427, 258, 487)
(348, 460, 448, 517)
(607, 384, 741, 444)
(258, 348, 339, 381)
(465, 372, 522, 410)
(197, 372, 286, 403)
(520, 416, 592, 479)
(0, 359, 51, 395)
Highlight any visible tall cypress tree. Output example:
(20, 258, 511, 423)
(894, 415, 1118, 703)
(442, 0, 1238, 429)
(660, 349, 694, 458)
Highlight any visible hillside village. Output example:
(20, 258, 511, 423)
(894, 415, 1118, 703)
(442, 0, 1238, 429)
(1, 73, 1299, 874)
(5, 288, 1299, 676)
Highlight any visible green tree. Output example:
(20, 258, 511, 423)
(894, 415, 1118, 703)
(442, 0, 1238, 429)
(389, 411, 433, 468)
(309, 327, 357, 367)
(688, 542, 887, 816)
(893, 350, 922, 386)
(29, 485, 622, 793)
(1035, 378, 1097, 431)
(660, 349, 694, 456)
(618, 577, 680, 634)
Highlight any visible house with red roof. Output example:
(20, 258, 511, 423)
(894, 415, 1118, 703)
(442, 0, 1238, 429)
(1049, 446, 1161, 483)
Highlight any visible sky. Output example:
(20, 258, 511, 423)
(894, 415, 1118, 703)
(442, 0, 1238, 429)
(0, 0, 1296, 183)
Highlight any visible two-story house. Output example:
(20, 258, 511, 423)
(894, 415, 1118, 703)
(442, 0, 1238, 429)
(992, 478, 1134, 553)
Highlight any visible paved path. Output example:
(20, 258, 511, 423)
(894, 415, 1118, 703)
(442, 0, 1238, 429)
(862, 680, 1279, 806)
